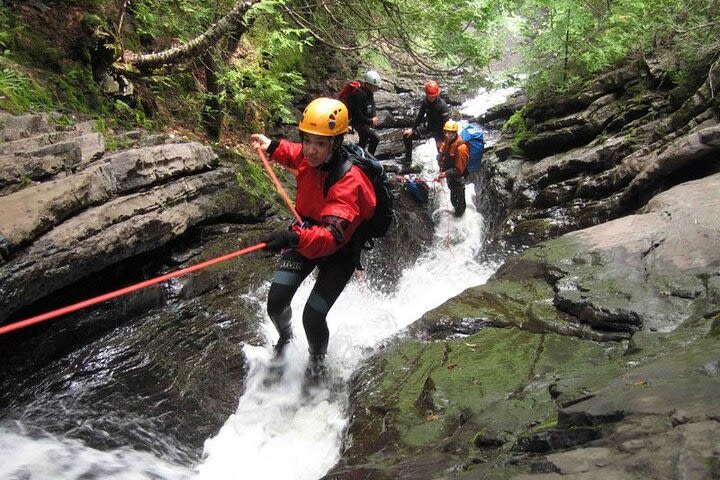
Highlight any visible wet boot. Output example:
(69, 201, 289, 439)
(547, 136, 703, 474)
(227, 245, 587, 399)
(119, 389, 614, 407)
(269, 306, 293, 360)
(264, 325, 292, 387)
(303, 353, 328, 393)
(271, 328, 293, 360)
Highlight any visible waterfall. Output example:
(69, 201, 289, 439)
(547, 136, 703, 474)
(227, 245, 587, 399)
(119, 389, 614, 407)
(0, 87, 516, 480)
(197, 88, 515, 480)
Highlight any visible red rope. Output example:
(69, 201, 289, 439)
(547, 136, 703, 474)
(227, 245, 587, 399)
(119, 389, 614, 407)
(0, 146, 298, 336)
(256, 147, 303, 225)
(0, 242, 267, 336)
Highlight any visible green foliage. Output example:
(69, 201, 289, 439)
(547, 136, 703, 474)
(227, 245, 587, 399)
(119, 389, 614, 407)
(527, 414, 558, 433)
(515, 0, 720, 96)
(219, 1, 309, 129)
(93, 117, 131, 150)
(0, 61, 54, 113)
(132, 0, 239, 41)
(113, 98, 155, 129)
(0, 3, 18, 52)
(18, 175, 32, 189)
(291, 0, 506, 74)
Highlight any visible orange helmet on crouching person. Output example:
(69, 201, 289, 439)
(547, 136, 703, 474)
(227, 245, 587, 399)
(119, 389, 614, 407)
(425, 80, 440, 97)
(298, 97, 349, 137)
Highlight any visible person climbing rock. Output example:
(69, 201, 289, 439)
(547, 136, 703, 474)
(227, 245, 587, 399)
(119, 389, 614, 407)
(437, 120, 469, 217)
(250, 97, 377, 386)
(402, 80, 451, 171)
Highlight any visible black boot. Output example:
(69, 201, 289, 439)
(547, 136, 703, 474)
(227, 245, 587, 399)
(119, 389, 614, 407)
(272, 329, 293, 360)
(303, 353, 328, 388)
(263, 331, 292, 387)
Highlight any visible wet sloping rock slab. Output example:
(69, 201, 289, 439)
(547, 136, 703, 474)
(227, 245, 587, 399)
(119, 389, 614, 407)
(495, 172, 720, 337)
(512, 337, 720, 480)
(480, 56, 720, 254)
(325, 174, 720, 479)
(0, 224, 278, 462)
(0, 113, 271, 323)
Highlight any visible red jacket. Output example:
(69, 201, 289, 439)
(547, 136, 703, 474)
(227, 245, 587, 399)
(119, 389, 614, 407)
(271, 140, 376, 259)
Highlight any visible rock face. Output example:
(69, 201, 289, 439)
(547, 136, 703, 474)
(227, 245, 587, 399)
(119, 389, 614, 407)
(0, 111, 434, 460)
(0, 115, 268, 323)
(324, 57, 720, 479)
(0, 113, 279, 459)
(477, 56, 720, 256)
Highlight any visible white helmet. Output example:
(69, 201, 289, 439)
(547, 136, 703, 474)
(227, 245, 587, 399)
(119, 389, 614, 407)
(364, 70, 382, 88)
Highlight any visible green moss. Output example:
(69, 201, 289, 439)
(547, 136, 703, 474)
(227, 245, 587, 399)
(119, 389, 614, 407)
(370, 327, 631, 451)
(502, 108, 531, 154)
(528, 415, 558, 433)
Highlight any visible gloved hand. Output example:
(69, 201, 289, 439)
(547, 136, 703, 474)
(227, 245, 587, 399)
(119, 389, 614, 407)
(262, 230, 299, 253)
(444, 168, 459, 178)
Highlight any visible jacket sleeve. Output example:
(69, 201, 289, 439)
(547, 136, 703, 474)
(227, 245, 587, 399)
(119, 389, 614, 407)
(440, 100, 451, 124)
(413, 101, 427, 129)
(270, 139, 303, 170)
(455, 144, 469, 174)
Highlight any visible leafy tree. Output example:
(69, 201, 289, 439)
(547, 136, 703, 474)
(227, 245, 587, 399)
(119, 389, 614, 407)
(514, 0, 720, 96)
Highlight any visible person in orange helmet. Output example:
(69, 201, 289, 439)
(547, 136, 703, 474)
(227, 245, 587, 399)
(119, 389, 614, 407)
(437, 119, 469, 217)
(251, 97, 377, 386)
(402, 80, 451, 171)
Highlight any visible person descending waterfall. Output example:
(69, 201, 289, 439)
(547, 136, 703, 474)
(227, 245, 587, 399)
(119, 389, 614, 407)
(251, 97, 377, 387)
(342, 70, 382, 155)
(437, 119, 469, 217)
(402, 80, 451, 172)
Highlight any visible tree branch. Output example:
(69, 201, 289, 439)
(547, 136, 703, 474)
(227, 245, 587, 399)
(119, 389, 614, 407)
(118, 0, 260, 71)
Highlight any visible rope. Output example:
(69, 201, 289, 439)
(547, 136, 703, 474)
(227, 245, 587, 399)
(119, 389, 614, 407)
(0, 146, 297, 336)
(0, 242, 267, 336)
(256, 147, 303, 225)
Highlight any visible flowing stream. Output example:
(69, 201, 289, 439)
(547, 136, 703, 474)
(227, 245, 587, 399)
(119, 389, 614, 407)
(0, 87, 515, 480)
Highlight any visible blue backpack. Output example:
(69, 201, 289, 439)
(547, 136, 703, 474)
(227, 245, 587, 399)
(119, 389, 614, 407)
(460, 124, 485, 173)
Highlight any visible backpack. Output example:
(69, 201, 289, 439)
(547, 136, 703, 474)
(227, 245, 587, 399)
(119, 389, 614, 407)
(460, 124, 485, 173)
(324, 143, 394, 246)
(404, 176, 430, 205)
(338, 81, 361, 113)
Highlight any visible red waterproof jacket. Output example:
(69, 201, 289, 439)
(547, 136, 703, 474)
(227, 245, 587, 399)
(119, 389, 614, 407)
(271, 139, 376, 259)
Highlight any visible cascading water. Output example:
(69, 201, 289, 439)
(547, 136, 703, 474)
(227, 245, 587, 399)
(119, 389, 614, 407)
(196, 89, 515, 480)
(0, 87, 515, 480)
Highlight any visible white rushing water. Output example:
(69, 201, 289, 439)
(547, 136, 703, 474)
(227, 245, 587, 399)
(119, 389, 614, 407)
(0, 87, 516, 480)
(197, 88, 516, 480)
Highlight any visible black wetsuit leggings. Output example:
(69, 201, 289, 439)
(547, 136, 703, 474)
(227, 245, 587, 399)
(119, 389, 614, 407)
(403, 127, 443, 165)
(266, 248, 355, 356)
(447, 176, 466, 217)
(354, 123, 380, 156)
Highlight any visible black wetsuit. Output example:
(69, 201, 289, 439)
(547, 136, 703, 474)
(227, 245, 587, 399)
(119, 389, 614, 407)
(264, 146, 375, 357)
(403, 97, 451, 165)
(347, 85, 380, 155)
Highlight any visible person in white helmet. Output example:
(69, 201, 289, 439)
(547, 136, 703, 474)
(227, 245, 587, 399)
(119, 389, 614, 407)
(345, 69, 382, 155)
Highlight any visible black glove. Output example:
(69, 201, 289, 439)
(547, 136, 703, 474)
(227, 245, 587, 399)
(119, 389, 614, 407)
(262, 230, 299, 253)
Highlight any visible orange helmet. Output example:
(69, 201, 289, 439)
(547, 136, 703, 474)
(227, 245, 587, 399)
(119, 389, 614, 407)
(443, 119, 459, 132)
(425, 80, 440, 96)
(298, 97, 349, 136)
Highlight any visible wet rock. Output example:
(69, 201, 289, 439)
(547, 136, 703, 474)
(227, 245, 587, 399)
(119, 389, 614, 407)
(517, 427, 600, 453)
